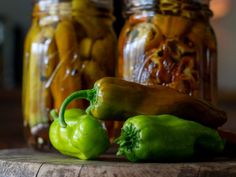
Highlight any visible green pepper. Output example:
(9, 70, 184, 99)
(115, 114, 225, 162)
(58, 77, 226, 128)
(49, 108, 109, 160)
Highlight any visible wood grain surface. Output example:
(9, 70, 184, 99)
(0, 148, 236, 177)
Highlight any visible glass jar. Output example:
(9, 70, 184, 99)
(22, 0, 117, 150)
(118, 0, 217, 105)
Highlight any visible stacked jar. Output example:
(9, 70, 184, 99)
(22, 0, 117, 150)
(118, 0, 217, 104)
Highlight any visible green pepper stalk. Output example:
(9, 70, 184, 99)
(116, 114, 225, 162)
(59, 89, 96, 128)
(59, 77, 226, 129)
(49, 109, 109, 160)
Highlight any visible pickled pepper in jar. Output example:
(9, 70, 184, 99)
(72, 0, 118, 140)
(118, 0, 217, 105)
(22, 0, 117, 150)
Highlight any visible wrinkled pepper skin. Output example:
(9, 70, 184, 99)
(59, 77, 226, 128)
(116, 114, 225, 162)
(49, 109, 109, 160)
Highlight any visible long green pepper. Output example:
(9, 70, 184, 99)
(116, 114, 225, 162)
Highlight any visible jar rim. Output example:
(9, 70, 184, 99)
(35, 0, 114, 11)
(123, 0, 212, 18)
(123, 0, 210, 9)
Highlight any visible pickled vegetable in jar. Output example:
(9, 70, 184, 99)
(72, 0, 117, 89)
(72, 0, 118, 141)
(22, 0, 51, 150)
(23, 4, 38, 118)
(118, 0, 217, 105)
(22, 0, 117, 150)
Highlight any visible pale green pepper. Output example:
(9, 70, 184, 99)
(49, 109, 109, 160)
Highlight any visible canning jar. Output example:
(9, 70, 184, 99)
(22, 0, 117, 150)
(118, 0, 217, 105)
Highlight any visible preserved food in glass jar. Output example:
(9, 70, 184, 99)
(118, 0, 217, 105)
(22, 0, 117, 150)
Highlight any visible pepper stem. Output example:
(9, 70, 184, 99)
(115, 123, 140, 160)
(59, 88, 96, 128)
(50, 109, 59, 120)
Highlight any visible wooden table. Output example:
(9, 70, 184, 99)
(0, 148, 236, 177)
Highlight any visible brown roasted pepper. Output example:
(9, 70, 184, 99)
(58, 77, 227, 129)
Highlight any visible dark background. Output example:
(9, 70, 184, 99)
(0, 0, 235, 148)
